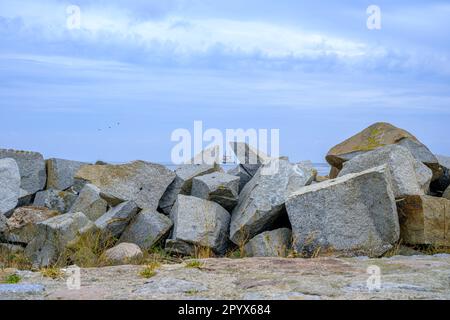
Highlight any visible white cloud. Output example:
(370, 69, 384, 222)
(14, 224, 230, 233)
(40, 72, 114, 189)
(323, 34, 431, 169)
(0, 0, 375, 61)
(1, 0, 449, 76)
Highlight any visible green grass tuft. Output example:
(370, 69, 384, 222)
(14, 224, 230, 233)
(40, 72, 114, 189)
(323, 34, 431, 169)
(184, 260, 204, 269)
(4, 274, 21, 284)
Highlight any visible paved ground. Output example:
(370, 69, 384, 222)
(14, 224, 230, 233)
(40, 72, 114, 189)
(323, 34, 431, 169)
(1, 254, 450, 300)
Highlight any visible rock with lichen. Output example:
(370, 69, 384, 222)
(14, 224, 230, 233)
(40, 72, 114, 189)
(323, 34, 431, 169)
(76, 161, 175, 211)
(4, 206, 59, 244)
(326, 122, 442, 180)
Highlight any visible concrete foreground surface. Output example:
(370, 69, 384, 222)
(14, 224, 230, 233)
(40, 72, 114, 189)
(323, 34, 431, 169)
(1, 255, 450, 300)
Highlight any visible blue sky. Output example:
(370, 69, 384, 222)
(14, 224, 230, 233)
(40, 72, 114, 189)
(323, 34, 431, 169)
(1, 0, 449, 163)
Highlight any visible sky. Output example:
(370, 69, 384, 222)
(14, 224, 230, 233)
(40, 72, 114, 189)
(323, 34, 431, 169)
(0, 0, 449, 163)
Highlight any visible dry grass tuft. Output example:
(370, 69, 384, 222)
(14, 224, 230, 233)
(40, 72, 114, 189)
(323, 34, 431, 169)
(0, 247, 32, 270)
(139, 261, 161, 279)
(40, 267, 64, 279)
(193, 245, 215, 259)
(413, 244, 450, 255)
(383, 240, 403, 258)
(57, 230, 117, 268)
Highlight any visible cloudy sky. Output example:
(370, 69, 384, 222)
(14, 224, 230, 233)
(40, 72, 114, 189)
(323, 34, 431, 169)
(1, 0, 449, 163)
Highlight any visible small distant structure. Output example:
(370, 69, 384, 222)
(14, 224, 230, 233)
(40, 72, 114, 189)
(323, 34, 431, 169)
(222, 154, 236, 164)
(188, 145, 237, 165)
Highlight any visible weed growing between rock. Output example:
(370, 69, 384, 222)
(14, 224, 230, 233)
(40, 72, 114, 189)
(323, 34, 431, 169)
(226, 248, 245, 259)
(57, 230, 117, 268)
(184, 260, 204, 269)
(139, 261, 161, 279)
(383, 240, 404, 258)
(193, 245, 214, 259)
(2, 273, 21, 284)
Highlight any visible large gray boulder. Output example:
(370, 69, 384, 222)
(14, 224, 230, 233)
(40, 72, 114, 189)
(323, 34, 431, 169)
(69, 184, 108, 221)
(25, 211, 96, 268)
(46, 158, 89, 191)
(95, 201, 139, 238)
(4, 206, 58, 244)
(75, 160, 175, 211)
(338, 145, 432, 198)
(119, 209, 173, 250)
(430, 155, 450, 195)
(230, 158, 315, 245)
(0, 149, 46, 198)
(0, 158, 21, 216)
(243, 228, 292, 257)
(191, 172, 240, 211)
(170, 195, 231, 254)
(33, 189, 77, 213)
(286, 165, 399, 257)
(159, 164, 220, 214)
(102, 243, 143, 265)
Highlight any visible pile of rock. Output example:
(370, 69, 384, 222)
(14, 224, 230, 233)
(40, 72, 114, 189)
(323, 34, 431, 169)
(319, 122, 450, 254)
(1, 122, 449, 268)
(0, 156, 178, 267)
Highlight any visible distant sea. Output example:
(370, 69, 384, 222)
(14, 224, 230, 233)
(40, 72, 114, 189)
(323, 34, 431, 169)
(163, 163, 331, 177)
